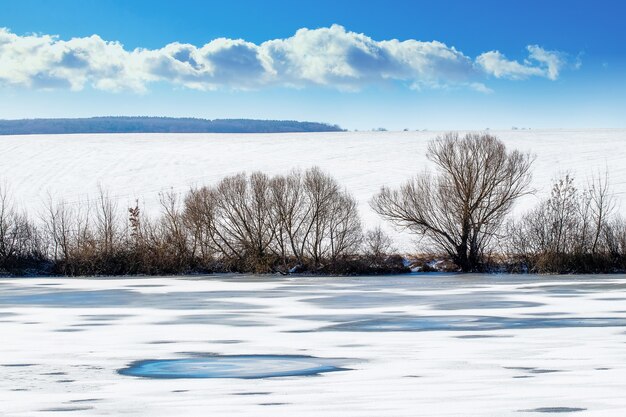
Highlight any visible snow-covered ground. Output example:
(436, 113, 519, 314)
(2, 131, 625, 415)
(2, 274, 626, 416)
(1, 129, 625, 249)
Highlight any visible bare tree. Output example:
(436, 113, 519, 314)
(41, 195, 94, 275)
(42, 197, 73, 270)
(268, 170, 309, 269)
(156, 190, 190, 272)
(326, 191, 362, 261)
(363, 226, 395, 261)
(506, 173, 623, 273)
(372, 133, 534, 271)
(0, 184, 42, 269)
(301, 167, 340, 265)
(183, 167, 363, 273)
(95, 185, 119, 258)
(215, 172, 275, 270)
(183, 188, 217, 265)
(299, 167, 362, 267)
(505, 175, 578, 271)
(607, 216, 626, 261)
(184, 173, 276, 272)
(546, 174, 579, 255)
(0, 184, 18, 262)
(587, 171, 616, 254)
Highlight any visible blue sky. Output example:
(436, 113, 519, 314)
(0, 0, 624, 129)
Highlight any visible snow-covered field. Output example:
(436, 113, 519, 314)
(2, 274, 626, 416)
(1, 129, 625, 250)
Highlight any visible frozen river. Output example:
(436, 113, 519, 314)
(2, 274, 626, 416)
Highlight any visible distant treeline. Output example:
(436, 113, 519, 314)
(1, 133, 625, 276)
(0, 117, 344, 135)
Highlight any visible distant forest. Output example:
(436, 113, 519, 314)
(0, 117, 345, 135)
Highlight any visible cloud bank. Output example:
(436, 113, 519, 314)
(475, 45, 566, 80)
(0, 25, 570, 93)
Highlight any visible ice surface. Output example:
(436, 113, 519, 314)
(2, 274, 626, 416)
(0, 129, 624, 250)
(118, 355, 350, 379)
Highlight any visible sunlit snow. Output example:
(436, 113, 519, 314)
(2, 274, 626, 416)
(0, 129, 624, 250)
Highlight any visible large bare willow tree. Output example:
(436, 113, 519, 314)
(371, 133, 534, 272)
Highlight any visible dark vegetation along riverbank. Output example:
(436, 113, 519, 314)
(1, 133, 625, 276)
(0, 117, 344, 135)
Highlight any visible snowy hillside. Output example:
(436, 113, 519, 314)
(1, 129, 625, 251)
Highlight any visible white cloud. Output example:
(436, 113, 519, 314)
(0, 29, 146, 91)
(526, 45, 566, 80)
(476, 45, 566, 81)
(261, 25, 475, 90)
(0, 26, 571, 93)
(469, 82, 494, 94)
